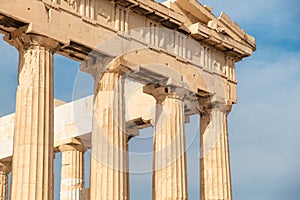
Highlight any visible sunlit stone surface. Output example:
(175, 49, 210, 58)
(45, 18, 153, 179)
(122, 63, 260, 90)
(0, 0, 255, 199)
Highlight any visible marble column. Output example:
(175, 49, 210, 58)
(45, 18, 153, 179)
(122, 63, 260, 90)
(59, 139, 86, 200)
(145, 85, 188, 200)
(4, 34, 59, 200)
(81, 60, 129, 200)
(0, 162, 11, 200)
(200, 102, 232, 200)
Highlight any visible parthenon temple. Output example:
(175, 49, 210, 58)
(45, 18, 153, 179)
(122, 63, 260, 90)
(0, 0, 256, 199)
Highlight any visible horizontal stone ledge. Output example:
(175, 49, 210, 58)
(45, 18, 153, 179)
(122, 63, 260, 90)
(0, 79, 205, 161)
(0, 81, 153, 159)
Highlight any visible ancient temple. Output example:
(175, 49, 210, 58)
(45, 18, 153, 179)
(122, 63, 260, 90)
(0, 0, 256, 199)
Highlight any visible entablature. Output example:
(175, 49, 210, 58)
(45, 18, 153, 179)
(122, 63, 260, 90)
(0, 0, 255, 63)
(163, 0, 256, 60)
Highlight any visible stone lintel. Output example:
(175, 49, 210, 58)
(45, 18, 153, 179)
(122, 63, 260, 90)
(0, 91, 157, 161)
(118, 48, 235, 102)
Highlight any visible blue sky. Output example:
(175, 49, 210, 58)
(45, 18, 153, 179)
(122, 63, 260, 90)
(1, 0, 300, 199)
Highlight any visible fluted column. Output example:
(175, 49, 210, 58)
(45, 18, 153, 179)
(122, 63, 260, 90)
(0, 162, 11, 200)
(4, 34, 59, 200)
(79, 0, 85, 16)
(81, 59, 129, 200)
(145, 85, 188, 200)
(200, 102, 232, 200)
(59, 139, 86, 200)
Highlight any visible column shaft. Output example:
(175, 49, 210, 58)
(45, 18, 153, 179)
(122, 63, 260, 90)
(5, 34, 59, 200)
(90, 0, 95, 19)
(90, 72, 129, 200)
(79, 0, 85, 16)
(0, 162, 11, 200)
(200, 108, 232, 200)
(0, 171, 8, 200)
(59, 142, 86, 200)
(152, 95, 188, 200)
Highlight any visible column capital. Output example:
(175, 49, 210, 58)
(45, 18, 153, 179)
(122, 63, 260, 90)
(4, 29, 60, 52)
(80, 56, 129, 83)
(58, 138, 87, 152)
(143, 83, 189, 103)
(0, 161, 11, 173)
(199, 96, 232, 115)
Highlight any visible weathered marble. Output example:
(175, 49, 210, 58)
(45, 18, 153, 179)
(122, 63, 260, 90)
(0, 0, 256, 199)
(59, 139, 86, 200)
(0, 83, 154, 163)
(145, 85, 188, 200)
(200, 102, 232, 200)
(5, 34, 59, 200)
(0, 162, 11, 200)
(82, 60, 129, 200)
